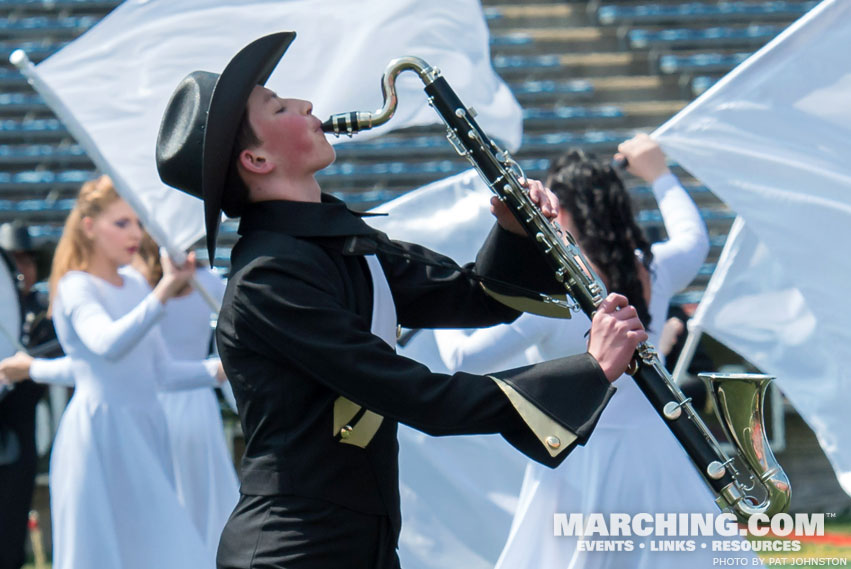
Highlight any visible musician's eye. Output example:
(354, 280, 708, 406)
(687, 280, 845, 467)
(276, 104, 286, 114)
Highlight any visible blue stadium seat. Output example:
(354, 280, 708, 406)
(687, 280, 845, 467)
(637, 208, 735, 224)
(671, 288, 705, 305)
(0, 0, 120, 7)
(598, 1, 818, 26)
(0, 92, 45, 112)
(511, 79, 594, 97)
(0, 15, 96, 36)
(0, 39, 67, 60)
(522, 130, 628, 152)
(493, 54, 562, 71)
(26, 224, 62, 240)
(0, 68, 26, 88)
(317, 157, 556, 183)
(691, 75, 720, 96)
(332, 135, 446, 156)
(318, 160, 463, 180)
(0, 118, 66, 140)
(630, 183, 712, 198)
(0, 197, 75, 213)
(709, 234, 727, 249)
(658, 52, 751, 74)
(332, 130, 629, 159)
(483, 6, 504, 22)
(523, 105, 624, 123)
(0, 143, 88, 164)
(628, 24, 782, 49)
(490, 32, 534, 47)
(0, 168, 91, 188)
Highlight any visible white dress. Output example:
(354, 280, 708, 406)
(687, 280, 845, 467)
(30, 267, 218, 569)
(157, 268, 239, 559)
(436, 174, 757, 568)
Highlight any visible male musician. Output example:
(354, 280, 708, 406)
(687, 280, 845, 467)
(156, 32, 647, 568)
(0, 222, 60, 569)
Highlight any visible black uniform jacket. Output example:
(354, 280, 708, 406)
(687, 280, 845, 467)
(216, 195, 616, 544)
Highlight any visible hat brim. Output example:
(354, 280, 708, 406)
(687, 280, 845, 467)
(201, 31, 296, 262)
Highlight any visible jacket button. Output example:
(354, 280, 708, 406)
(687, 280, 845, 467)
(340, 425, 353, 439)
(546, 436, 561, 449)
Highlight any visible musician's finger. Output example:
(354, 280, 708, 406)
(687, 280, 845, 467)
(612, 304, 638, 321)
(597, 293, 629, 313)
(548, 187, 559, 214)
(526, 178, 544, 198)
(536, 184, 560, 220)
(628, 328, 649, 344)
(490, 196, 504, 215)
(527, 180, 556, 218)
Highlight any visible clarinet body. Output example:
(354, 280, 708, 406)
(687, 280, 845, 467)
(322, 56, 790, 523)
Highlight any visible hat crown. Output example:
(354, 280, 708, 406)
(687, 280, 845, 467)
(0, 220, 33, 252)
(154, 31, 296, 262)
(156, 71, 219, 200)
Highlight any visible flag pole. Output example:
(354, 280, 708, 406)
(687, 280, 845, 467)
(671, 320, 703, 384)
(10, 50, 220, 313)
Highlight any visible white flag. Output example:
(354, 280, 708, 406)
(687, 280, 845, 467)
(368, 171, 527, 569)
(654, 0, 851, 496)
(34, 0, 522, 250)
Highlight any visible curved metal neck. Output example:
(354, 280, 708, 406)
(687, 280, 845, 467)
(371, 56, 439, 129)
(321, 56, 439, 136)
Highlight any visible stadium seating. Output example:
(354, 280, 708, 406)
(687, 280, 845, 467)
(596, 1, 818, 26)
(0, 143, 87, 165)
(627, 24, 782, 50)
(0, 0, 120, 8)
(0, 0, 813, 294)
(0, 15, 96, 36)
(690, 75, 720, 97)
(658, 51, 752, 74)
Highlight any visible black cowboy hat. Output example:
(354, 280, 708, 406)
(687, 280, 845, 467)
(0, 221, 53, 282)
(156, 32, 296, 262)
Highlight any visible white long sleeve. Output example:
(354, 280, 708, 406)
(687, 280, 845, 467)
(649, 173, 711, 294)
(28, 326, 218, 392)
(152, 328, 219, 392)
(30, 331, 220, 392)
(436, 326, 538, 374)
(29, 356, 75, 387)
(57, 271, 164, 361)
(435, 312, 589, 374)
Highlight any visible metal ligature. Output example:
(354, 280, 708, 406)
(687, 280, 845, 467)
(322, 56, 790, 523)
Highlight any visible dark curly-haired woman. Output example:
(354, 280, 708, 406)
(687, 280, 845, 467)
(436, 135, 757, 568)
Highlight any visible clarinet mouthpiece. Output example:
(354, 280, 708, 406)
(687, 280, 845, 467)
(321, 112, 369, 137)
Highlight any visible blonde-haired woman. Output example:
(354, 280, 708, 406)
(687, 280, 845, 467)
(0, 176, 223, 569)
(132, 232, 239, 561)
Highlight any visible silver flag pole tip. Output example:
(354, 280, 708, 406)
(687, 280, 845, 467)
(9, 49, 28, 68)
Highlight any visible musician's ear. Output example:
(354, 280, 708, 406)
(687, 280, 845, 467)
(239, 148, 274, 175)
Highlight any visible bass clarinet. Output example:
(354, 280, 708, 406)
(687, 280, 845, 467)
(322, 56, 790, 523)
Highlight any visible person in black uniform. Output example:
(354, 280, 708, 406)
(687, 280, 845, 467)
(0, 222, 62, 569)
(156, 32, 648, 569)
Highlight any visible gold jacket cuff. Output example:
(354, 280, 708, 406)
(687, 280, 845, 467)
(489, 375, 577, 457)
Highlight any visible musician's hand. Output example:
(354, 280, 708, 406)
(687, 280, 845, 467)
(614, 133, 671, 184)
(491, 178, 559, 236)
(0, 351, 34, 384)
(587, 293, 648, 382)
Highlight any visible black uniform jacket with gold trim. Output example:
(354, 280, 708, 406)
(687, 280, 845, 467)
(216, 194, 616, 542)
